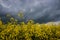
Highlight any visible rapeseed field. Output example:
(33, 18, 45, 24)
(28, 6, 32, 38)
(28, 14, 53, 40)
(0, 19, 60, 40)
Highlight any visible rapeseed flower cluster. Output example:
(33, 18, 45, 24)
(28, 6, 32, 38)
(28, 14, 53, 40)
(0, 19, 60, 40)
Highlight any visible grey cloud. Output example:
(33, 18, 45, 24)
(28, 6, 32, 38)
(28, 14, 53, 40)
(0, 0, 60, 23)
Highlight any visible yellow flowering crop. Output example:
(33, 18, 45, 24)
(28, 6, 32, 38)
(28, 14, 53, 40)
(0, 18, 60, 40)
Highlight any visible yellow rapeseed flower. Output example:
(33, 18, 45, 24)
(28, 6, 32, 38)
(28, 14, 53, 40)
(0, 20, 2, 26)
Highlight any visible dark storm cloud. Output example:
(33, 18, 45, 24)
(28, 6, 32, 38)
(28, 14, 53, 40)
(0, 0, 60, 23)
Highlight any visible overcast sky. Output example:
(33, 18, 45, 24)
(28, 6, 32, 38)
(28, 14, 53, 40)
(0, 0, 60, 23)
